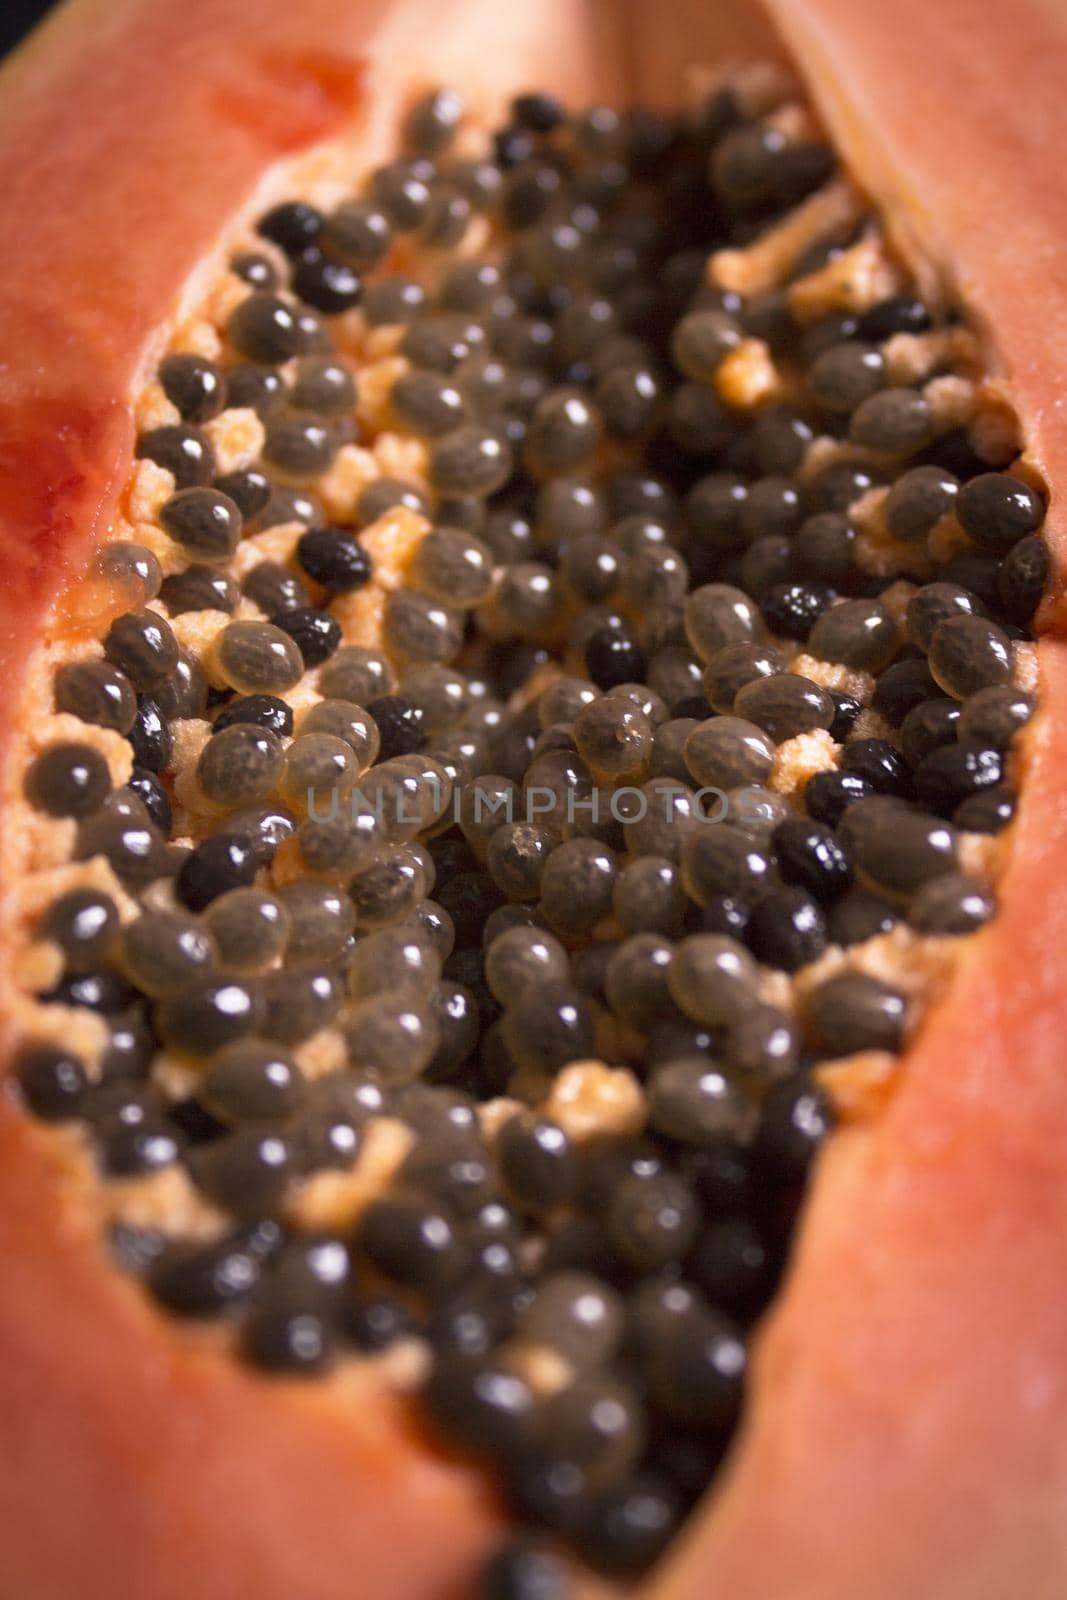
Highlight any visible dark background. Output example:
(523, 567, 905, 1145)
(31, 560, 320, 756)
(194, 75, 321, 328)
(2, 0, 59, 60)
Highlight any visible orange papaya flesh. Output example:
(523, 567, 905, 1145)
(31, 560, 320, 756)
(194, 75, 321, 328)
(0, 2, 1064, 1599)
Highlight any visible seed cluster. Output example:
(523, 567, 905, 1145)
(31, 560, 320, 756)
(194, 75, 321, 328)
(11, 69, 1045, 1588)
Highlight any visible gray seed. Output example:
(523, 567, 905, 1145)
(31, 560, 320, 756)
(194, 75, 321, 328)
(215, 621, 305, 694)
(807, 970, 908, 1054)
(702, 641, 787, 714)
(324, 199, 393, 267)
(928, 615, 1014, 699)
(683, 717, 774, 791)
(667, 934, 758, 1025)
(430, 425, 514, 496)
(807, 341, 885, 413)
(685, 584, 761, 664)
(849, 387, 933, 453)
(204, 888, 289, 974)
(808, 599, 897, 671)
(54, 660, 137, 734)
(734, 673, 834, 742)
(197, 724, 284, 808)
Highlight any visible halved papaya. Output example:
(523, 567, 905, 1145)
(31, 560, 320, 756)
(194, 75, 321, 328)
(1, 2, 1066, 1598)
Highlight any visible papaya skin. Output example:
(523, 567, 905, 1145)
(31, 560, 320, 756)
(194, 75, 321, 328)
(1, 3, 1067, 1600)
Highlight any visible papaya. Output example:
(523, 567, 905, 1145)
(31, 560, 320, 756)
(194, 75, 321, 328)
(0, 2, 1065, 1598)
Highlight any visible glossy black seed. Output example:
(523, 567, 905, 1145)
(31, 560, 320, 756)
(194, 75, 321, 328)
(227, 292, 323, 362)
(585, 626, 645, 690)
(914, 741, 1003, 816)
(360, 695, 423, 763)
(754, 1077, 833, 1184)
(99, 539, 163, 601)
(828, 692, 862, 742)
(291, 250, 363, 313)
(997, 534, 1048, 624)
(954, 784, 1016, 833)
(177, 833, 258, 911)
(808, 970, 908, 1054)
(759, 580, 835, 641)
(956, 472, 1043, 551)
(746, 887, 827, 972)
(136, 424, 216, 487)
(773, 818, 852, 903)
(158, 352, 225, 423)
(857, 295, 931, 339)
(126, 698, 171, 773)
(104, 608, 179, 691)
(38, 885, 120, 971)
(872, 657, 939, 724)
(296, 526, 373, 593)
(213, 694, 293, 739)
(841, 739, 914, 799)
(14, 1041, 89, 1119)
(804, 770, 873, 828)
(25, 742, 110, 817)
(256, 199, 324, 255)
(54, 660, 137, 734)
(270, 606, 341, 667)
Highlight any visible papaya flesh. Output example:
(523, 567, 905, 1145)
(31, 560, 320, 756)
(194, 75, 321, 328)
(0, 2, 1065, 1599)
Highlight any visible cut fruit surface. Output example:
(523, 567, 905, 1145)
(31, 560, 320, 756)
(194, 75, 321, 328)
(1, 2, 1066, 1599)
